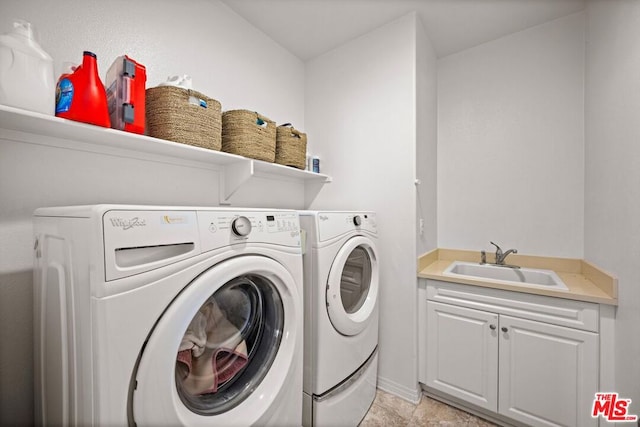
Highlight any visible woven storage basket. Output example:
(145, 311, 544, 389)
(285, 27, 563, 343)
(275, 124, 307, 169)
(145, 86, 222, 150)
(221, 110, 276, 162)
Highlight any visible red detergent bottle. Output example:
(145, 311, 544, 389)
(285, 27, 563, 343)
(55, 51, 111, 127)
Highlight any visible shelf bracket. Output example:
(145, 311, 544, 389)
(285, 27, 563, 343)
(304, 175, 331, 208)
(219, 160, 254, 205)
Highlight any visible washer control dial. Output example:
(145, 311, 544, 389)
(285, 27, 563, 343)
(231, 216, 252, 237)
(353, 215, 362, 226)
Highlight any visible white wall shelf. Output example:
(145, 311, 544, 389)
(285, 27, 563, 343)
(0, 104, 330, 206)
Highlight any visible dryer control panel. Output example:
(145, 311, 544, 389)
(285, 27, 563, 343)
(316, 212, 377, 242)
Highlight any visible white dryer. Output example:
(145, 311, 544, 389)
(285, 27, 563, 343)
(299, 211, 379, 427)
(33, 205, 303, 426)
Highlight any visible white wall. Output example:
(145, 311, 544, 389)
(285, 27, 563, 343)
(437, 12, 585, 258)
(0, 0, 304, 125)
(0, 1, 305, 425)
(414, 17, 438, 404)
(305, 13, 422, 401)
(416, 19, 438, 257)
(585, 0, 640, 416)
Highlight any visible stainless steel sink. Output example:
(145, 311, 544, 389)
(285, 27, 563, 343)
(443, 261, 569, 290)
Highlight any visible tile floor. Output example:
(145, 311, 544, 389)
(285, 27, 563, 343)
(359, 389, 498, 427)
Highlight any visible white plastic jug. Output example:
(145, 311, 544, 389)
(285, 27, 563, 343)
(0, 20, 55, 115)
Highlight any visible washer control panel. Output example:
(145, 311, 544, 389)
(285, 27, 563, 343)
(198, 210, 300, 252)
(93, 206, 301, 281)
(231, 216, 252, 237)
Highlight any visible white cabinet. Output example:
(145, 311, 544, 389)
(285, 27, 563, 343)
(425, 280, 599, 427)
(426, 301, 498, 411)
(498, 315, 597, 427)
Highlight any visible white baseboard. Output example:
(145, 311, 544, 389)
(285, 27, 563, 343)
(376, 376, 421, 404)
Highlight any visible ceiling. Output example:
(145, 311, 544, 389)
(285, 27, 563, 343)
(221, 0, 585, 60)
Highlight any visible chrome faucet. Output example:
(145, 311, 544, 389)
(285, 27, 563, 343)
(490, 241, 519, 267)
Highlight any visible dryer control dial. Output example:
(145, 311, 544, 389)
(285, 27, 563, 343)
(231, 216, 252, 237)
(353, 215, 362, 226)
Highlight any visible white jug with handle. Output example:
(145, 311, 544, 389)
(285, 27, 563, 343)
(0, 20, 55, 115)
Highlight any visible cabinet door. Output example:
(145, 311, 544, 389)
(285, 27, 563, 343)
(498, 315, 598, 427)
(426, 301, 498, 411)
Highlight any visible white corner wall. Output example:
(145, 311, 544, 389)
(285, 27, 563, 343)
(305, 13, 421, 401)
(0, 1, 305, 425)
(437, 12, 585, 258)
(585, 0, 640, 416)
(416, 19, 438, 257)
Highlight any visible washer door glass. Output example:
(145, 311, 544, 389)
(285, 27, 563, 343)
(175, 274, 283, 415)
(132, 256, 300, 426)
(326, 236, 378, 336)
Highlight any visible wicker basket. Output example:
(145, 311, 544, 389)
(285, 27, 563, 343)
(145, 86, 222, 150)
(221, 110, 276, 162)
(275, 124, 307, 169)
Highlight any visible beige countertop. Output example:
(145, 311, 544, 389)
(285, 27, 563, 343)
(418, 249, 618, 306)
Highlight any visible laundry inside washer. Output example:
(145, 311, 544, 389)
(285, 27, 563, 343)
(175, 275, 284, 414)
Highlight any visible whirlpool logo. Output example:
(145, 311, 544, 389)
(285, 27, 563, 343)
(109, 217, 146, 230)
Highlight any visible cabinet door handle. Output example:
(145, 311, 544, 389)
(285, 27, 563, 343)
(489, 324, 496, 330)
(501, 327, 508, 333)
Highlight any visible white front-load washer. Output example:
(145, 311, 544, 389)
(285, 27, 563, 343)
(33, 205, 303, 426)
(299, 211, 379, 427)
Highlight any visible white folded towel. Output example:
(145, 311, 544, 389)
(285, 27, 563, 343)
(176, 299, 249, 395)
